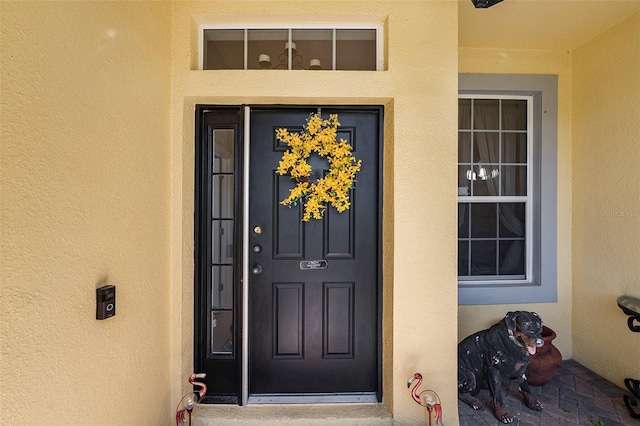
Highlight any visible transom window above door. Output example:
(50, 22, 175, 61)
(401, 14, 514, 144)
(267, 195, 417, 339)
(200, 25, 382, 71)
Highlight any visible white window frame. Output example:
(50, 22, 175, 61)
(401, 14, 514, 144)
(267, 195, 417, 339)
(458, 94, 534, 285)
(458, 74, 558, 305)
(198, 23, 384, 71)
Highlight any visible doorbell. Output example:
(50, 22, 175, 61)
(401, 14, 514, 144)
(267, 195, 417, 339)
(96, 285, 116, 320)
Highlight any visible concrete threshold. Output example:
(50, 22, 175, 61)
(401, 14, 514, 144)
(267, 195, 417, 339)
(192, 403, 393, 425)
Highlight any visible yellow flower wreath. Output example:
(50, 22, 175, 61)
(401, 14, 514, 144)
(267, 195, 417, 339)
(276, 113, 362, 222)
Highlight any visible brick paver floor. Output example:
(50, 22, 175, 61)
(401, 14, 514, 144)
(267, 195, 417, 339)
(458, 360, 638, 425)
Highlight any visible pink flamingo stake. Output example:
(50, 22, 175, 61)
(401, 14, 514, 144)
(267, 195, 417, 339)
(176, 373, 207, 426)
(407, 372, 444, 426)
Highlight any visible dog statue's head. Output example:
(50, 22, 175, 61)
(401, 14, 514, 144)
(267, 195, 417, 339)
(505, 311, 544, 355)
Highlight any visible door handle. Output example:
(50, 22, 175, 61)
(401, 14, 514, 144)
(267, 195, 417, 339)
(252, 264, 263, 275)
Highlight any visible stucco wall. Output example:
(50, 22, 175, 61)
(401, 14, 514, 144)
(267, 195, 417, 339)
(170, 1, 459, 424)
(0, 2, 172, 424)
(2, 1, 635, 425)
(457, 49, 573, 359)
(572, 12, 640, 386)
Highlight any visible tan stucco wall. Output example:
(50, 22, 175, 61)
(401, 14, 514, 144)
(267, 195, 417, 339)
(6, 2, 634, 425)
(170, 2, 459, 424)
(457, 49, 574, 359)
(1, 2, 172, 424)
(572, 12, 640, 387)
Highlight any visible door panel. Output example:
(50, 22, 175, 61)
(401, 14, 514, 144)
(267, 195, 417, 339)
(249, 107, 381, 397)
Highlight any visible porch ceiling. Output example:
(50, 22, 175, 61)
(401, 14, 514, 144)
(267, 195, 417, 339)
(459, 0, 640, 51)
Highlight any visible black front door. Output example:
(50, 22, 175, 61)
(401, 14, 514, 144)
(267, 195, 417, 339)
(248, 107, 382, 399)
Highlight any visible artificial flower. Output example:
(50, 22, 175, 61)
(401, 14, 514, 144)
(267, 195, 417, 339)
(275, 113, 361, 222)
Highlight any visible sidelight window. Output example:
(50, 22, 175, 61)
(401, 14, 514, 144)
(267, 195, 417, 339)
(195, 107, 244, 402)
(200, 25, 382, 71)
(211, 129, 235, 355)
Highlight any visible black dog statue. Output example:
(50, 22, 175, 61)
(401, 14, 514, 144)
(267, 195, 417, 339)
(458, 311, 545, 423)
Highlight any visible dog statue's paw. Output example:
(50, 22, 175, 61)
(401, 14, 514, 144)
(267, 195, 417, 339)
(470, 399, 483, 410)
(527, 399, 544, 411)
(499, 414, 515, 424)
(459, 393, 484, 410)
(489, 398, 515, 423)
(458, 366, 477, 393)
(522, 392, 544, 411)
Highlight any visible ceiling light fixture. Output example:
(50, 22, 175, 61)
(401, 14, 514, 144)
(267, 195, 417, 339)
(259, 42, 321, 70)
(471, 0, 503, 8)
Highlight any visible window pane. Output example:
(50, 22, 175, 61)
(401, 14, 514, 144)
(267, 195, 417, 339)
(502, 100, 527, 130)
(291, 29, 332, 70)
(211, 311, 233, 354)
(213, 129, 234, 173)
(501, 165, 527, 196)
(472, 133, 499, 163)
(212, 220, 234, 264)
(498, 203, 525, 238)
(203, 29, 244, 70)
(473, 99, 499, 130)
(458, 241, 469, 276)
(499, 240, 525, 275)
(471, 240, 496, 275)
(470, 203, 497, 238)
(472, 166, 500, 196)
(458, 132, 471, 163)
(212, 265, 233, 309)
(459, 99, 471, 129)
(458, 203, 469, 238)
(213, 175, 234, 218)
(336, 29, 376, 70)
(502, 133, 527, 164)
(458, 166, 471, 197)
(248, 29, 289, 70)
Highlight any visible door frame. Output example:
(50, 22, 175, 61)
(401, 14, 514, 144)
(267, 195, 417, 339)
(195, 104, 384, 405)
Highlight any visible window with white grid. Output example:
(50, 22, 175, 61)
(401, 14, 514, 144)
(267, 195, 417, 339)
(458, 74, 558, 305)
(458, 96, 532, 282)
